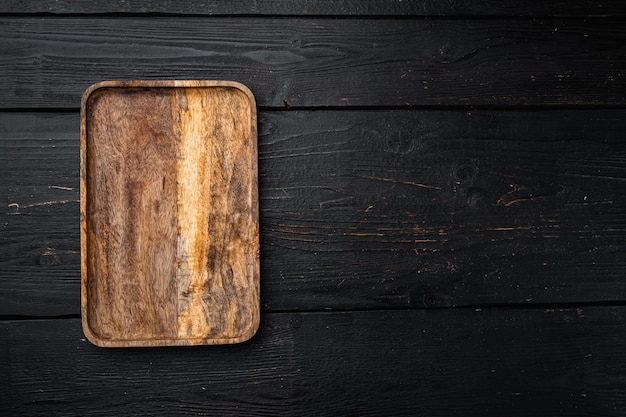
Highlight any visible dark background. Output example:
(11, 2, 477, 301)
(2, 1, 626, 415)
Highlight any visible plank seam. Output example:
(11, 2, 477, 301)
(0, 13, 623, 19)
(4, 300, 626, 321)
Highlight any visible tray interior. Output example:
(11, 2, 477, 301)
(80, 82, 259, 347)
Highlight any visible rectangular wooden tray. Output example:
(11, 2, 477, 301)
(80, 80, 259, 347)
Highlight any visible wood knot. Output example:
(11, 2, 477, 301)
(452, 160, 478, 185)
(439, 43, 457, 62)
(383, 118, 424, 155)
(422, 293, 439, 308)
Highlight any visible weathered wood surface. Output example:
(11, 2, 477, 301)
(80, 81, 259, 346)
(2, 3, 626, 415)
(2, 0, 625, 16)
(1, 18, 625, 108)
(2, 308, 626, 416)
(3, 109, 625, 316)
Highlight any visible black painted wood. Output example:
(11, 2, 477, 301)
(1, 18, 625, 108)
(2, 110, 625, 316)
(2, 308, 626, 416)
(2, 0, 625, 17)
(2, 3, 626, 416)
(1, 112, 79, 316)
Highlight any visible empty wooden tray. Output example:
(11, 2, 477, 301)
(80, 80, 259, 347)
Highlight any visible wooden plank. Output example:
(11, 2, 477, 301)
(2, 308, 626, 415)
(80, 81, 259, 346)
(2, 109, 625, 315)
(1, 0, 625, 17)
(1, 17, 625, 108)
(259, 109, 626, 310)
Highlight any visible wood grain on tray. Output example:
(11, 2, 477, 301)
(80, 81, 259, 347)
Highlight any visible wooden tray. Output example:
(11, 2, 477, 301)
(80, 80, 259, 347)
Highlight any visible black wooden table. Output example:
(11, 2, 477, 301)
(2, 2, 626, 415)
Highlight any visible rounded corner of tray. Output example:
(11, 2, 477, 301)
(227, 81, 257, 106)
(82, 81, 115, 102)
(81, 314, 108, 348)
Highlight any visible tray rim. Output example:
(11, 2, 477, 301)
(80, 80, 259, 348)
